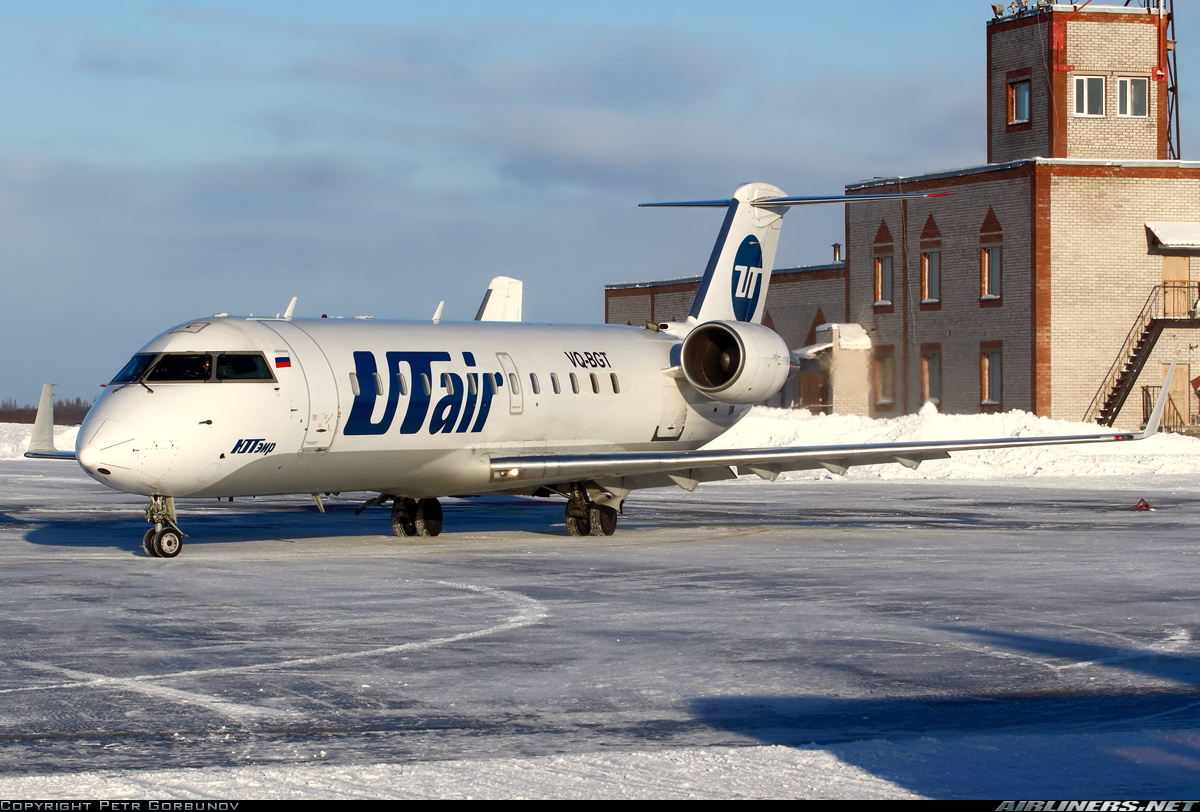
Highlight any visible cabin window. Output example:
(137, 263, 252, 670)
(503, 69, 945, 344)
(590, 372, 599, 394)
(214, 353, 274, 381)
(111, 353, 157, 384)
(146, 353, 213, 382)
(349, 373, 361, 397)
(440, 373, 455, 396)
(551, 373, 561, 394)
(372, 372, 384, 395)
(396, 372, 409, 396)
(570, 373, 580, 394)
(466, 374, 476, 396)
(610, 373, 621, 394)
(508, 372, 520, 394)
(420, 373, 431, 396)
(530, 373, 541, 395)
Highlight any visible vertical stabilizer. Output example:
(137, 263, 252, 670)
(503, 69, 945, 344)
(687, 182, 786, 324)
(475, 276, 524, 322)
(24, 384, 76, 460)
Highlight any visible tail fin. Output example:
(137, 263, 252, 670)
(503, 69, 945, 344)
(641, 183, 952, 325)
(475, 276, 524, 322)
(24, 383, 77, 460)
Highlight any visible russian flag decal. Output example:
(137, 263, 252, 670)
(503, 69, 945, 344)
(275, 356, 291, 368)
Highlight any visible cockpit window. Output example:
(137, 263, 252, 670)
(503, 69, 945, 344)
(146, 353, 213, 382)
(215, 353, 274, 381)
(111, 354, 158, 384)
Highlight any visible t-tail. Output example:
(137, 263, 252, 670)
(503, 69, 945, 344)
(641, 183, 952, 325)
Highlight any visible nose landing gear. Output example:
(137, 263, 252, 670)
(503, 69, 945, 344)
(143, 495, 185, 558)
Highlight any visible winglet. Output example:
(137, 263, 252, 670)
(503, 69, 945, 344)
(1137, 360, 1176, 438)
(24, 384, 76, 460)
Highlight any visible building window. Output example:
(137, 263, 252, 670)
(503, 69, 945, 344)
(1118, 77, 1148, 117)
(921, 346, 941, 407)
(1075, 76, 1105, 117)
(873, 346, 896, 409)
(874, 256, 893, 305)
(1008, 79, 1031, 124)
(981, 343, 1002, 411)
(981, 246, 1001, 301)
(921, 252, 940, 303)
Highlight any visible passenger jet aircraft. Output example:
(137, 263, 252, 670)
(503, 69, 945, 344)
(26, 182, 1171, 558)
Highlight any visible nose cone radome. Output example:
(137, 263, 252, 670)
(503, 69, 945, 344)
(75, 417, 144, 493)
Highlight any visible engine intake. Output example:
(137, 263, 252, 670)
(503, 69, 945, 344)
(680, 321, 792, 404)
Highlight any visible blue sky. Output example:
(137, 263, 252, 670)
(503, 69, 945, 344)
(3, 2, 1197, 400)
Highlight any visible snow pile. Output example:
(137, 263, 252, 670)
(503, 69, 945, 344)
(704, 403, 1200, 480)
(0, 422, 78, 461)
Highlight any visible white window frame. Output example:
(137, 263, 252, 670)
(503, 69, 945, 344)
(1074, 76, 1106, 117)
(1118, 77, 1149, 118)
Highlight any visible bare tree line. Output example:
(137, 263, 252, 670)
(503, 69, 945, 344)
(0, 397, 92, 425)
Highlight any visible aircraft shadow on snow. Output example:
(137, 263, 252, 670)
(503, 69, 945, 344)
(690, 628, 1200, 796)
(10, 490, 1017, 553)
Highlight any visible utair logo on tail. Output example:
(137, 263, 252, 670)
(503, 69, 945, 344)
(26, 180, 1168, 560)
(730, 235, 764, 322)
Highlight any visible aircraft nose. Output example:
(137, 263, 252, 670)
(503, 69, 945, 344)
(76, 418, 140, 489)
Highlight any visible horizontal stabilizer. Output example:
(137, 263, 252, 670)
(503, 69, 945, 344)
(24, 384, 77, 461)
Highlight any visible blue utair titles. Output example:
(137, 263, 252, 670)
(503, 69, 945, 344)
(343, 350, 503, 436)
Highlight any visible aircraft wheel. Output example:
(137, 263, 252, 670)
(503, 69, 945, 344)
(565, 508, 590, 537)
(391, 498, 417, 537)
(152, 528, 182, 558)
(589, 505, 617, 536)
(143, 528, 159, 557)
(415, 498, 442, 537)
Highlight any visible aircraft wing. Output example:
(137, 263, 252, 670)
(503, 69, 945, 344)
(488, 363, 1174, 495)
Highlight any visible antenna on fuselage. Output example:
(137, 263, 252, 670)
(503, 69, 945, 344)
(432, 301, 444, 324)
(283, 297, 298, 321)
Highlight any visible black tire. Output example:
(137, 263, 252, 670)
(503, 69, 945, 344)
(391, 498, 417, 537)
(565, 509, 590, 537)
(152, 528, 182, 558)
(589, 505, 618, 536)
(415, 498, 443, 537)
(143, 528, 159, 557)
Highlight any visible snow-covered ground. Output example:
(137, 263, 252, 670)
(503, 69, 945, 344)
(1, 409, 1198, 799)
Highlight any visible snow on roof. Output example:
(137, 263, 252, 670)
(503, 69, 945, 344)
(1146, 222, 1200, 250)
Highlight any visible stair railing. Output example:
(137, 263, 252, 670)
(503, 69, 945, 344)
(1084, 285, 1162, 424)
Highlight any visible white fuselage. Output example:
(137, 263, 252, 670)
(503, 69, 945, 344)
(75, 317, 745, 499)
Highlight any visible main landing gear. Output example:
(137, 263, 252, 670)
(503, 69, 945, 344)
(564, 484, 618, 537)
(143, 495, 185, 558)
(391, 497, 443, 537)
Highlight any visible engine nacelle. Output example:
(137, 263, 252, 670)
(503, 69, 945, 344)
(680, 320, 792, 404)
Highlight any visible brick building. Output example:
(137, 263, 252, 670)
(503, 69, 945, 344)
(606, 2, 1199, 430)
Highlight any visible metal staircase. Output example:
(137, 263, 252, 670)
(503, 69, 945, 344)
(1084, 283, 1200, 427)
